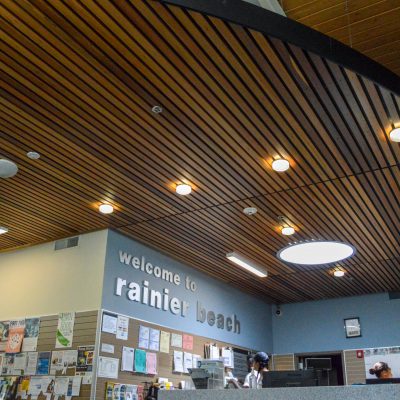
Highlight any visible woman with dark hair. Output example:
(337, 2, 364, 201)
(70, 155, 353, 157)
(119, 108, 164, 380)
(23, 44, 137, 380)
(243, 352, 269, 388)
(369, 362, 393, 379)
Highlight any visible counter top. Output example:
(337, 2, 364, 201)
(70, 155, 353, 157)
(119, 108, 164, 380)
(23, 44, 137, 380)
(158, 385, 400, 400)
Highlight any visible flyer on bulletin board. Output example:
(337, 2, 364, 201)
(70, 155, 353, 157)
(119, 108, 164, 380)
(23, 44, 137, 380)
(6, 320, 25, 353)
(22, 317, 40, 352)
(55, 312, 75, 348)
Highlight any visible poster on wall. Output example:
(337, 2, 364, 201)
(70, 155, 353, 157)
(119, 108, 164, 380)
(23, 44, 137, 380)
(22, 318, 40, 351)
(0, 322, 9, 352)
(116, 315, 129, 340)
(5, 320, 25, 353)
(56, 312, 75, 348)
(364, 347, 400, 379)
(36, 352, 51, 375)
(76, 345, 94, 373)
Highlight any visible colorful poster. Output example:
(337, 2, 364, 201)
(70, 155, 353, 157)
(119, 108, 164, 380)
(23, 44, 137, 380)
(36, 352, 51, 375)
(116, 315, 129, 340)
(134, 349, 146, 373)
(0, 321, 9, 352)
(55, 312, 75, 348)
(1, 354, 14, 375)
(182, 334, 194, 351)
(50, 351, 64, 375)
(22, 318, 40, 351)
(6, 320, 25, 353)
(146, 352, 157, 375)
(76, 345, 94, 372)
(149, 329, 160, 352)
(364, 346, 400, 379)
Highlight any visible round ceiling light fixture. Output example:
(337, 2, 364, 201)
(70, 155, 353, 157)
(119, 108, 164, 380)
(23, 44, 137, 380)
(333, 270, 345, 277)
(0, 159, 18, 178)
(0, 227, 9, 235)
(99, 204, 114, 214)
(243, 207, 258, 216)
(281, 226, 295, 236)
(277, 241, 355, 265)
(272, 158, 290, 172)
(27, 151, 40, 160)
(176, 183, 192, 196)
(389, 127, 400, 142)
(152, 105, 163, 114)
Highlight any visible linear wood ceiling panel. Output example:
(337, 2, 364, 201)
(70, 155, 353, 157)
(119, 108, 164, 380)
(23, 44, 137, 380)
(282, 0, 400, 76)
(0, 0, 399, 303)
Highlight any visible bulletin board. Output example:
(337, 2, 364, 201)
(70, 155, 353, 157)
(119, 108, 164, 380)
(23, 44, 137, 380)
(95, 311, 255, 398)
(0, 310, 98, 400)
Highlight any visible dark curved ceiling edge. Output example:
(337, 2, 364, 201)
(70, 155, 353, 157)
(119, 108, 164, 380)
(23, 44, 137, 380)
(159, 0, 400, 96)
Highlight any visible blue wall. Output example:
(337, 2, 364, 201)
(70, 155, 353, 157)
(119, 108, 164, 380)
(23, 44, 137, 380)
(102, 230, 272, 351)
(272, 293, 400, 354)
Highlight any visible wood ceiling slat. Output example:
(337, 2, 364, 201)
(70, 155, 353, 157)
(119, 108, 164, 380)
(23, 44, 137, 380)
(1, 0, 399, 302)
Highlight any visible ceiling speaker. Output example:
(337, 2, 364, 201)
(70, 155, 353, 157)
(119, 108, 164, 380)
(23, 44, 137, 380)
(0, 159, 18, 178)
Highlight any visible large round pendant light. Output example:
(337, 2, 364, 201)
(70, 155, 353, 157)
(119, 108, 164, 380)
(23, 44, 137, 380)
(277, 241, 355, 265)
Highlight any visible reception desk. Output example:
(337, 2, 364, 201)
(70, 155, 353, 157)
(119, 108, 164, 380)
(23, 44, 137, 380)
(158, 385, 400, 400)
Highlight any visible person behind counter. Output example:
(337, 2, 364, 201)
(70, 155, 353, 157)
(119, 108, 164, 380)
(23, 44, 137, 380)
(369, 362, 393, 379)
(243, 352, 269, 389)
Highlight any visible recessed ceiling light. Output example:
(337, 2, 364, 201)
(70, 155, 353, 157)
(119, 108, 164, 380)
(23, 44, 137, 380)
(281, 226, 295, 236)
(176, 183, 192, 196)
(243, 207, 258, 216)
(99, 204, 114, 214)
(0, 159, 18, 178)
(272, 158, 290, 172)
(226, 252, 268, 278)
(152, 105, 163, 114)
(277, 241, 355, 265)
(0, 227, 9, 235)
(27, 151, 40, 160)
(334, 270, 345, 277)
(389, 127, 400, 142)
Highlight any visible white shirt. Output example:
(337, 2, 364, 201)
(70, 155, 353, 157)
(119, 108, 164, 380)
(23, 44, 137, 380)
(243, 371, 263, 388)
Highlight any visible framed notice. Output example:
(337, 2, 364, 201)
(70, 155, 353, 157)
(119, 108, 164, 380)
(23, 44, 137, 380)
(344, 317, 361, 338)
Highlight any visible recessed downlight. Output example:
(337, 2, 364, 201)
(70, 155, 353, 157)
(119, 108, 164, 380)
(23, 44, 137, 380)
(272, 158, 290, 172)
(277, 241, 355, 265)
(281, 226, 295, 236)
(176, 183, 192, 196)
(389, 127, 400, 142)
(27, 151, 40, 160)
(99, 204, 114, 214)
(334, 270, 345, 277)
(0, 227, 9, 235)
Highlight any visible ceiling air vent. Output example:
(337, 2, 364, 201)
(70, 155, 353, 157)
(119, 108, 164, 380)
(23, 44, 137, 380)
(54, 236, 79, 251)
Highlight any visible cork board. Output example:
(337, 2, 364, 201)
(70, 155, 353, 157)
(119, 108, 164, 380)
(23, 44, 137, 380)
(95, 313, 256, 399)
(1, 310, 98, 400)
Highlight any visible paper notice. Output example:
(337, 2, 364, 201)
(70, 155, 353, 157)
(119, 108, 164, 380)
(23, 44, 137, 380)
(183, 352, 193, 373)
(55, 312, 75, 348)
(171, 333, 182, 348)
(97, 356, 119, 379)
(22, 318, 40, 352)
(138, 326, 150, 349)
(159, 331, 170, 354)
(182, 334, 193, 351)
(173, 350, 184, 373)
(101, 343, 114, 354)
(146, 352, 157, 375)
(192, 354, 201, 368)
(116, 315, 129, 340)
(102, 313, 117, 334)
(6, 319, 25, 353)
(121, 347, 135, 372)
(134, 349, 146, 373)
(149, 329, 160, 352)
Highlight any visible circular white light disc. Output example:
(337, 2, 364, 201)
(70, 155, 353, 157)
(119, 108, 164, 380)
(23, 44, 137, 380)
(176, 184, 192, 195)
(277, 241, 355, 265)
(272, 159, 290, 172)
(99, 204, 114, 214)
(0, 159, 18, 178)
(281, 227, 295, 236)
(390, 127, 400, 142)
(0, 227, 9, 235)
(334, 270, 345, 277)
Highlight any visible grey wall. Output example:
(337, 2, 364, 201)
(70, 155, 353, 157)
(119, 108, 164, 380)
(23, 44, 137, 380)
(102, 230, 272, 351)
(272, 292, 400, 354)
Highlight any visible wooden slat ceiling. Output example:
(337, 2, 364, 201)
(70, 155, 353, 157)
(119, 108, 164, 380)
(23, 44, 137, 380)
(281, 0, 400, 76)
(1, 0, 399, 303)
